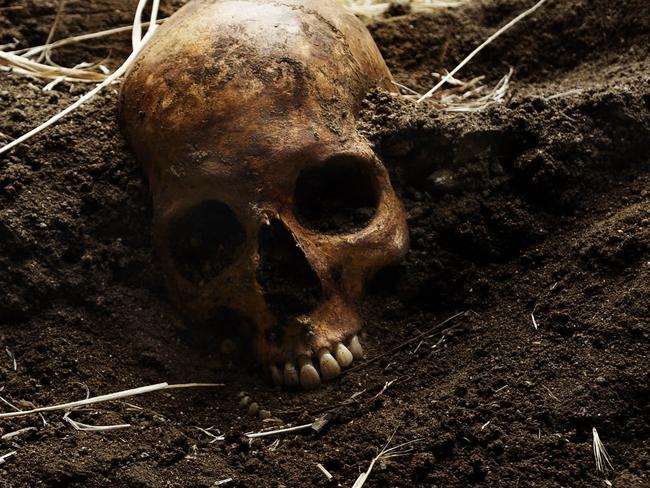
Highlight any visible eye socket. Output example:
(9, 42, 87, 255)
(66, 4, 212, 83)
(293, 156, 379, 234)
(169, 200, 246, 283)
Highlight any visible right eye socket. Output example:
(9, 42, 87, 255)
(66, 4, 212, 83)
(169, 200, 246, 284)
(293, 155, 379, 235)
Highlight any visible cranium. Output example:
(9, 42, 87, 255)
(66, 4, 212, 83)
(120, 0, 409, 388)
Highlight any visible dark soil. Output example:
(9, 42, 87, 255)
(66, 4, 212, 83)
(0, 0, 649, 486)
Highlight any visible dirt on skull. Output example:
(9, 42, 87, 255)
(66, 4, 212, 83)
(0, 0, 649, 487)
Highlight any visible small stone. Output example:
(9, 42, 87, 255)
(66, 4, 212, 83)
(595, 376, 607, 385)
(239, 396, 251, 408)
(247, 402, 259, 416)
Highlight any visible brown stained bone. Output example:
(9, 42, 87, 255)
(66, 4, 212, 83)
(119, 0, 409, 381)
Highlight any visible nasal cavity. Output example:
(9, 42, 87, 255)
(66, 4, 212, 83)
(257, 219, 322, 319)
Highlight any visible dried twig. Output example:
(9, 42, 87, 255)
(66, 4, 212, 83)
(370, 379, 396, 401)
(417, 0, 549, 103)
(0, 382, 222, 419)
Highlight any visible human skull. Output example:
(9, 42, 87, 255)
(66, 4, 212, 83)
(120, 0, 409, 388)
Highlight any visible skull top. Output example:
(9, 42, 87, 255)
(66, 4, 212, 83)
(120, 0, 409, 378)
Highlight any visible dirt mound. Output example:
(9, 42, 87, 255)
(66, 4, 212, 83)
(0, 0, 648, 486)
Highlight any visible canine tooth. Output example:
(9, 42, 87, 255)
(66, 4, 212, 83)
(283, 362, 299, 387)
(270, 365, 283, 386)
(318, 348, 341, 380)
(349, 335, 364, 359)
(334, 343, 353, 368)
(298, 356, 321, 390)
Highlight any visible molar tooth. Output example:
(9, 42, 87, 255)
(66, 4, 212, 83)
(349, 335, 364, 360)
(318, 348, 341, 380)
(283, 362, 299, 387)
(334, 343, 353, 368)
(270, 365, 283, 386)
(298, 355, 321, 390)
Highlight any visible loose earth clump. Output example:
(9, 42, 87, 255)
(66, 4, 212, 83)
(0, 0, 648, 487)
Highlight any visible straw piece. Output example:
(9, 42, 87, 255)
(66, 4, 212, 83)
(417, 0, 549, 103)
(0, 382, 222, 419)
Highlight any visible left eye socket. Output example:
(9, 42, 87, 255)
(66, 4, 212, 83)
(169, 200, 246, 283)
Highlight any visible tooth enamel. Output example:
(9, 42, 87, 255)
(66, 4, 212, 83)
(334, 343, 353, 368)
(270, 365, 283, 386)
(318, 348, 341, 380)
(298, 356, 321, 390)
(283, 362, 299, 387)
(349, 335, 364, 360)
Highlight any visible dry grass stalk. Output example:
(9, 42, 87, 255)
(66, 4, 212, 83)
(0, 50, 108, 83)
(417, 0, 549, 103)
(439, 68, 513, 111)
(0, 0, 161, 156)
(196, 426, 225, 443)
(38, 0, 67, 63)
(63, 410, 131, 432)
(1, 1, 108, 85)
(1, 427, 36, 440)
(592, 427, 614, 473)
(0, 382, 222, 419)
(317, 463, 334, 480)
(352, 435, 421, 488)
(400, 68, 513, 111)
(12, 20, 163, 59)
(0, 451, 16, 464)
(5, 347, 16, 371)
(245, 422, 314, 439)
(0, 392, 21, 413)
